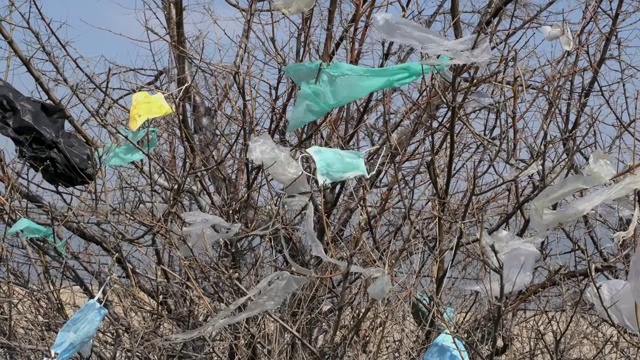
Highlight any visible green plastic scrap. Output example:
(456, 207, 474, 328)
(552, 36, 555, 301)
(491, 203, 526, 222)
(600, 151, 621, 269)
(98, 128, 159, 167)
(7, 218, 66, 254)
(283, 61, 447, 131)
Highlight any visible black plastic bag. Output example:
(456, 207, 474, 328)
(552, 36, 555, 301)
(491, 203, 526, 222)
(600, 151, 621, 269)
(0, 80, 96, 187)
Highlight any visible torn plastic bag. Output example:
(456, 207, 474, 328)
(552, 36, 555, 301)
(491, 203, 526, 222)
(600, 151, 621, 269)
(302, 204, 390, 298)
(461, 91, 497, 111)
(613, 205, 639, 244)
(372, 13, 491, 65)
(97, 128, 158, 167)
(7, 218, 66, 254)
(540, 22, 574, 51)
(273, 0, 314, 14)
(50, 282, 109, 360)
(469, 230, 542, 297)
(129, 91, 174, 131)
(422, 331, 469, 360)
(179, 211, 241, 256)
(247, 134, 310, 196)
(584, 279, 638, 333)
(164, 271, 308, 343)
(283, 61, 445, 131)
(0, 80, 96, 187)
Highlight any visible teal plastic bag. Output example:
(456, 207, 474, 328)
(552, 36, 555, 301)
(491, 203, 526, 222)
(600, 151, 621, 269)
(7, 218, 66, 254)
(283, 61, 445, 131)
(98, 128, 159, 167)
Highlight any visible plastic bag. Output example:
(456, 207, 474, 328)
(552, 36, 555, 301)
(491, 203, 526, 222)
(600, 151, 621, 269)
(179, 211, 241, 256)
(283, 61, 444, 131)
(164, 271, 308, 343)
(372, 13, 491, 65)
(272, 0, 314, 14)
(540, 22, 574, 51)
(98, 128, 158, 167)
(584, 279, 638, 333)
(129, 92, 173, 131)
(0, 80, 96, 187)
(50, 282, 109, 360)
(7, 218, 65, 254)
(247, 134, 310, 195)
(469, 230, 542, 297)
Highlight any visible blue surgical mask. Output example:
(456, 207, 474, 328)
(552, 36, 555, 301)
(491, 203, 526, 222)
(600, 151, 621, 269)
(305, 146, 383, 185)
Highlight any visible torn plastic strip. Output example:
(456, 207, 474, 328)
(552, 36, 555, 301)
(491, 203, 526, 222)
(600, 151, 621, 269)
(50, 281, 109, 360)
(613, 204, 639, 244)
(179, 211, 241, 256)
(372, 13, 492, 65)
(272, 0, 314, 14)
(98, 128, 158, 167)
(7, 218, 66, 254)
(584, 278, 638, 333)
(468, 230, 542, 297)
(247, 134, 311, 196)
(302, 205, 390, 299)
(164, 271, 308, 343)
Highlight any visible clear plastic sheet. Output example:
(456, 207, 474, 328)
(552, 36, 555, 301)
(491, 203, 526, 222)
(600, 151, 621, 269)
(163, 271, 308, 343)
(469, 230, 542, 297)
(247, 134, 310, 195)
(272, 0, 315, 14)
(372, 13, 492, 65)
(540, 22, 574, 51)
(584, 279, 638, 333)
(179, 211, 241, 256)
(613, 205, 639, 244)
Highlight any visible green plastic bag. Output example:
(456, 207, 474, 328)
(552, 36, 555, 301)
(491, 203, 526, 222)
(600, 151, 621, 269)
(283, 61, 446, 131)
(98, 128, 159, 167)
(7, 218, 66, 254)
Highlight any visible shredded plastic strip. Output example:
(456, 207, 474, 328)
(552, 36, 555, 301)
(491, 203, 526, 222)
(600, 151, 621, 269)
(163, 271, 308, 343)
(179, 211, 241, 256)
(372, 13, 492, 64)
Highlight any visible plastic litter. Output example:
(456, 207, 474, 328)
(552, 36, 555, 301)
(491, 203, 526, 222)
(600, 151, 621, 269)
(179, 211, 241, 256)
(540, 22, 574, 51)
(367, 274, 392, 300)
(411, 293, 456, 330)
(613, 205, 639, 244)
(584, 279, 638, 333)
(49, 281, 109, 360)
(164, 271, 308, 343)
(469, 230, 542, 297)
(128, 92, 173, 131)
(462, 91, 497, 111)
(283, 61, 444, 131)
(372, 13, 492, 65)
(306, 146, 368, 185)
(0, 80, 96, 187)
(247, 134, 310, 195)
(7, 218, 65, 254)
(98, 128, 158, 167)
(272, 0, 315, 14)
(422, 331, 470, 360)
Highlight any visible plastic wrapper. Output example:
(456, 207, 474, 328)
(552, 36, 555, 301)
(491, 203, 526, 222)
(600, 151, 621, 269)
(128, 91, 174, 131)
(0, 80, 96, 187)
(273, 0, 315, 14)
(422, 331, 469, 360)
(372, 13, 492, 65)
(164, 271, 308, 342)
(7, 218, 65, 254)
(98, 128, 158, 167)
(247, 134, 310, 195)
(179, 211, 241, 256)
(283, 61, 444, 131)
(49, 282, 108, 360)
(540, 22, 574, 51)
(469, 230, 542, 297)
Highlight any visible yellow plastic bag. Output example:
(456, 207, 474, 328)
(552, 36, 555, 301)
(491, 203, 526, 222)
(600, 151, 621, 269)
(128, 92, 174, 130)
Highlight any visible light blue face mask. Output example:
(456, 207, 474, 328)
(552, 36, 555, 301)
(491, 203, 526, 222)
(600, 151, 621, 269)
(50, 281, 109, 360)
(303, 146, 385, 186)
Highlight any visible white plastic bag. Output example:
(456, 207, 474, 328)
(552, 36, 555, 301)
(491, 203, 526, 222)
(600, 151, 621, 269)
(372, 13, 492, 64)
(584, 279, 638, 333)
(179, 211, 241, 256)
(540, 22, 574, 51)
(247, 134, 310, 196)
(272, 0, 315, 15)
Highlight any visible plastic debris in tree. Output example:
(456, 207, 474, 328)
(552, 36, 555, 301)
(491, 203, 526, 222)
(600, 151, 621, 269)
(540, 21, 574, 51)
(163, 271, 308, 343)
(462, 91, 497, 111)
(301, 204, 390, 299)
(372, 13, 492, 65)
(613, 205, 639, 244)
(272, 0, 314, 14)
(422, 332, 470, 360)
(97, 128, 158, 167)
(48, 281, 109, 360)
(304, 146, 384, 185)
(411, 293, 455, 330)
(0, 80, 96, 187)
(283, 61, 445, 131)
(469, 230, 542, 297)
(247, 134, 310, 196)
(529, 151, 618, 231)
(584, 249, 640, 334)
(7, 218, 65, 254)
(179, 211, 241, 256)
(128, 91, 173, 131)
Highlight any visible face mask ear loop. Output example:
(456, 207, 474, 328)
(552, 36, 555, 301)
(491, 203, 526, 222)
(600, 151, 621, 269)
(298, 153, 315, 180)
(96, 277, 111, 305)
(366, 146, 387, 178)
